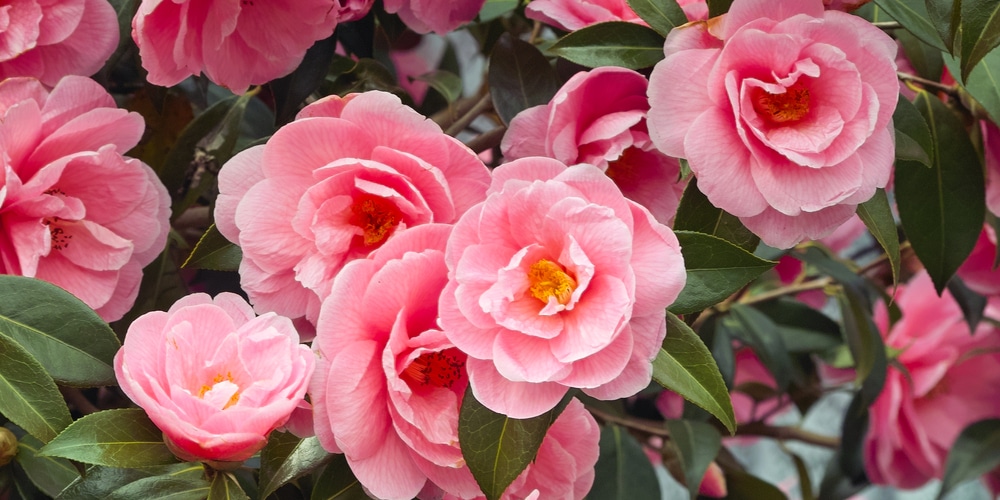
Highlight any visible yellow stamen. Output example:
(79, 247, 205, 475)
(527, 259, 577, 305)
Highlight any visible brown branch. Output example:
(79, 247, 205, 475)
(737, 422, 840, 449)
(465, 125, 507, 154)
(898, 72, 959, 97)
(445, 93, 494, 137)
(61, 387, 99, 416)
(587, 406, 671, 438)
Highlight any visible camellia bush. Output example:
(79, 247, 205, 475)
(3, 0, 1000, 498)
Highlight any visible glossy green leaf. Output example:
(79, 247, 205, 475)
(0, 275, 120, 387)
(0, 332, 71, 443)
(727, 305, 792, 391)
(945, 47, 1000, 123)
(478, 0, 519, 22)
(669, 231, 775, 314)
(706, 0, 734, 17)
(960, 0, 1000, 81)
(664, 419, 721, 500)
(416, 70, 464, 104)
(311, 455, 369, 500)
(182, 223, 242, 271)
(893, 94, 934, 167)
(704, 317, 735, 388)
(673, 178, 760, 253)
(653, 313, 737, 433)
(626, 0, 689, 37)
(589, 424, 660, 500)
(258, 433, 331, 499)
(938, 419, 1000, 499)
(837, 284, 887, 408)
(837, 392, 872, 488)
(896, 90, 985, 294)
(488, 33, 559, 125)
(947, 276, 988, 332)
(857, 188, 901, 287)
(726, 470, 789, 500)
(105, 475, 210, 500)
(208, 471, 249, 500)
(923, 0, 958, 52)
(754, 299, 842, 353)
(873, 0, 948, 50)
(271, 34, 338, 126)
(39, 408, 178, 468)
(56, 464, 205, 500)
(549, 22, 666, 70)
(897, 28, 945, 81)
(13, 433, 78, 497)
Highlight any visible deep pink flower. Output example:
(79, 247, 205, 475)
(335, 0, 375, 22)
(214, 91, 490, 328)
(439, 157, 686, 418)
(502, 67, 686, 225)
(823, 0, 872, 11)
(864, 271, 1000, 489)
(132, 0, 341, 93)
(647, 0, 898, 248)
(0, 0, 118, 86)
(956, 225, 1000, 296)
(0, 76, 170, 321)
(524, 0, 706, 31)
(114, 293, 315, 463)
(382, 0, 485, 34)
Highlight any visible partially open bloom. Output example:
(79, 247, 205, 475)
(215, 91, 490, 327)
(502, 67, 686, 225)
(648, 0, 897, 248)
(0, 76, 170, 321)
(525, 0, 706, 31)
(440, 158, 686, 418)
(383, 0, 485, 34)
(114, 293, 314, 463)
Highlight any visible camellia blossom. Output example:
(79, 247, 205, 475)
(864, 271, 1000, 489)
(114, 293, 315, 463)
(383, 0, 485, 34)
(215, 91, 491, 328)
(956, 225, 1000, 296)
(0, 0, 119, 86)
(132, 0, 341, 93)
(647, 0, 898, 248)
(525, 0, 706, 31)
(440, 157, 686, 419)
(0, 76, 170, 321)
(502, 67, 686, 225)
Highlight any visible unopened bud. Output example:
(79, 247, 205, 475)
(0, 427, 17, 467)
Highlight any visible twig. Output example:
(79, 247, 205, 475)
(737, 422, 840, 448)
(587, 406, 671, 438)
(872, 21, 902, 30)
(61, 387, 99, 415)
(898, 72, 959, 96)
(445, 93, 494, 137)
(736, 277, 833, 308)
(465, 125, 507, 154)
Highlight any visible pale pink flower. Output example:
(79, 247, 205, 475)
(114, 293, 315, 463)
(864, 271, 1000, 489)
(0, 76, 170, 321)
(439, 157, 686, 418)
(214, 91, 490, 328)
(525, 0, 706, 31)
(956, 225, 1000, 296)
(132, 0, 340, 93)
(502, 67, 686, 225)
(647, 0, 898, 248)
(383, 0, 485, 34)
(0, 0, 118, 86)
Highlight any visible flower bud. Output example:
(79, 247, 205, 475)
(0, 427, 17, 467)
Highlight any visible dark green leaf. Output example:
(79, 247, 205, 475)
(258, 433, 331, 499)
(789, 451, 816, 500)
(0, 275, 120, 387)
(893, 94, 934, 167)
(664, 419, 721, 500)
(727, 305, 792, 391)
(793, 246, 866, 291)
(837, 285, 887, 408)
(589, 424, 660, 500)
(653, 313, 737, 433)
(0, 332, 70, 443)
(105, 474, 210, 500)
(938, 418, 1000, 499)
(311, 455, 369, 500)
(706, 318, 736, 389)
(39, 408, 178, 468)
(896, 90, 985, 293)
(669, 231, 776, 315)
(960, 0, 1000, 81)
(549, 22, 666, 70)
(725, 470, 788, 500)
(208, 471, 248, 500)
(416, 70, 464, 104)
(836, 392, 872, 487)
(754, 299, 843, 353)
(182, 224, 242, 271)
(873, 0, 948, 50)
(626, 0, 689, 37)
(945, 47, 1000, 124)
(923, 0, 958, 52)
(271, 34, 338, 126)
(56, 464, 204, 500)
(488, 33, 559, 126)
(946, 276, 987, 331)
(13, 433, 78, 497)
(478, 0, 519, 22)
(673, 178, 760, 252)
(707, 0, 734, 17)
(897, 28, 945, 81)
(857, 189, 901, 287)
(159, 96, 239, 206)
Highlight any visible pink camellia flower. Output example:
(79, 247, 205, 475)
(114, 293, 315, 463)
(823, 0, 872, 11)
(0, 0, 118, 86)
(0, 76, 170, 321)
(956, 225, 1000, 296)
(132, 0, 341, 93)
(439, 157, 686, 418)
(647, 0, 898, 248)
(525, 0, 706, 31)
(864, 271, 1000, 489)
(502, 67, 686, 225)
(335, 0, 376, 22)
(383, 0, 485, 34)
(214, 91, 490, 328)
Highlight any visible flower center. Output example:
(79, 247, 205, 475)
(751, 83, 811, 123)
(43, 218, 71, 251)
(198, 372, 240, 409)
(605, 147, 641, 182)
(527, 259, 576, 305)
(402, 349, 465, 389)
(350, 194, 403, 246)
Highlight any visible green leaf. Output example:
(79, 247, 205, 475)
(208, 471, 249, 500)
(938, 419, 1000, 499)
(923, 0, 958, 52)
(56, 464, 204, 500)
(488, 33, 559, 126)
(725, 470, 788, 500)
(549, 22, 666, 70)
(960, 0, 1000, 81)
(789, 450, 816, 500)
(159, 96, 239, 208)
(754, 299, 843, 353)
(13, 433, 79, 497)
(897, 28, 945, 81)
(626, 0, 689, 37)
(707, 0, 734, 17)
(0, 332, 71, 443)
(664, 419, 721, 500)
(258, 433, 331, 499)
(673, 178, 760, 253)
(0, 275, 120, 387)
(873, 0, 948, 50)
(311, 455, 369, 500)
(652, 313, 737, 433)
(271, 34, 338, 126)
(478, 0, 519, 22)
(105, 474, 210, 500)
(588, 424, 660, 500)
(857, 189, 901, 287)
(945, 45, 1000, 123)
(416, 70, 464, 104)
(896, 90, 985, 294)
(837, 285, 887, 408)
(182, 224, 242, 271)
(669, 231, 775, 315)
(727, 305, 792, 391)
(893, 94, 934, 167)
(39, 408, 178, 468)
(946, 276, 987, 332)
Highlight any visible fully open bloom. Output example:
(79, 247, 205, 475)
(0, 76, 170, 321)
(114, 293, 314, 463)
(215, 91, 490, 328)
(647, 0, 897, 248)
(132, 0, 341, 93)
(502, 67, 686, 225)
(440, 157, 686, 418)
(864, 271, 1000, 488)
(0, 0, 118, 86)
(383, 0, 485, 34)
